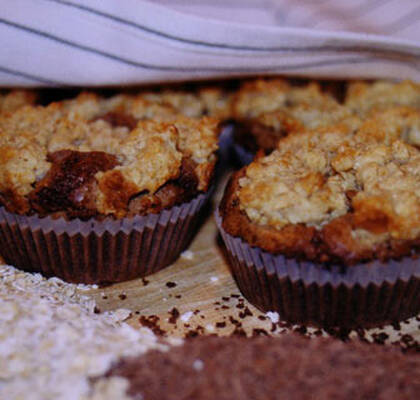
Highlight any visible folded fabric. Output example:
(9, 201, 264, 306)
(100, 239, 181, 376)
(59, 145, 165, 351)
(1, 0, 419, 87)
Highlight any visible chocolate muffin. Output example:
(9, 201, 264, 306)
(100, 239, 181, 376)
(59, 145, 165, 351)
(231, 79, 356, 163)
(218, 123, 420, 328)
(0, 97, 219, 283)
(102, 334, 420, 400)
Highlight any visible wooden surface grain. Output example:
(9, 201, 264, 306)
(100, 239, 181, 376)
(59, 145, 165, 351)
(85, 177, 420, 350)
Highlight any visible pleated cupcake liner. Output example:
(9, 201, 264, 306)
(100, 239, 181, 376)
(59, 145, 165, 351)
(0, 191, 211, 284)
(216, 211, 420, 329)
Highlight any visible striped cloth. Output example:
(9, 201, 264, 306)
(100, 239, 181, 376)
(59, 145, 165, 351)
(1, 0, 419, 87)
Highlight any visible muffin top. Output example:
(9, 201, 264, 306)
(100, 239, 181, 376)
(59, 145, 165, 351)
(0, 90, 37, 114)
(221, 122, 420, 264)
(0, 95, 219, 219)
(231, 79, 355, 153)
(356, 106, 420, 148)
(234, 79, 352, 128)
(345, 80, 420, 116)
(141, 86, 233, 120)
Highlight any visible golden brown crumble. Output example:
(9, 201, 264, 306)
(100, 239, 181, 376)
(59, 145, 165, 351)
(232, 79, 355, 153)
(239, 137, 419, 234)
(141, 87, 233, 119)
(345, 80, 420, 116)
(0, 90, 37, 114)
(233, 79, 349, 122)
(221, 124, 420, 263)
(0, 95, 219, 218)
(356, 106, 420, 148)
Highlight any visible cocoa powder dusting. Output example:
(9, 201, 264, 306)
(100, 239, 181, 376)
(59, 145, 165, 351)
(104, 334, 420, 400)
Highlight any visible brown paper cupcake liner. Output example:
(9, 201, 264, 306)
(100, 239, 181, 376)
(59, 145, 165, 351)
(216, 211, 420, 329)
(0, 191, 211, 284)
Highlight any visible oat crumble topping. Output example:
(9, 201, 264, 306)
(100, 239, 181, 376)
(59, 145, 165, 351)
(233, 79, 353, 132)
(238, 131, 420, 245)
(345, 80, 420, 116)
(0, 95, 218, 217)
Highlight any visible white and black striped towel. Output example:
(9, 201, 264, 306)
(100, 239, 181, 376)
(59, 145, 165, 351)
(1, 0, 419, 87)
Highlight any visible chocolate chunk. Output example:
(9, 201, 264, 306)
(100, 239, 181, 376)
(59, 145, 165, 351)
(30, 150, 119, 218)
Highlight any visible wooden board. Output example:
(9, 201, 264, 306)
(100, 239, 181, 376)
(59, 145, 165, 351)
(85, 175, 420, 350)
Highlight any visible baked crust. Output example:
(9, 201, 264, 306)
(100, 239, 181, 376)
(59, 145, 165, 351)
(141, 86, 233, 120)
(0, 98, 219, 219)
(356, 106, 420, 148)
(345, 80, 420, 116)
(232, 79, 354, 153)
(220, 136, 420, 265)
(0, 90, 37, 114)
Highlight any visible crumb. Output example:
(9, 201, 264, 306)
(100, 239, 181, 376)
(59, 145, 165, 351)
(139, 315, 166, 336)
(238, 307, 253, 319)
(168, 307, 180, 324)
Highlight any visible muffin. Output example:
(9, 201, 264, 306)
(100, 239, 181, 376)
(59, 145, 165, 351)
(0, 98, 219, 283)
(231, 79, 356, 164)
(217, 123, 420, 328)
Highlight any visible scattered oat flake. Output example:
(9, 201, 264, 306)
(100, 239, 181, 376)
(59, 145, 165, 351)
(0, 264, 169, 400)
